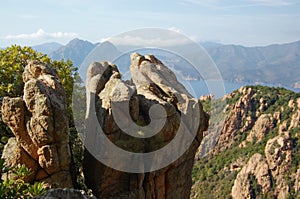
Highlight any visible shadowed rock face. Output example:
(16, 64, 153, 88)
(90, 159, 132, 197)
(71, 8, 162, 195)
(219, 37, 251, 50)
(83, 53, 209, 199)
(1, 60, 73, 188)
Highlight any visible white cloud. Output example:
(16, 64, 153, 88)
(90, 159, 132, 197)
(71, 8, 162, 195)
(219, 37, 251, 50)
(97, 28, 193, 47)
(5, 29, 78, 40)
(99, 28, 188, 46)
(108, 35, 191, 47)
(168, 27, 182, 33)
(99, 37, 111, 43)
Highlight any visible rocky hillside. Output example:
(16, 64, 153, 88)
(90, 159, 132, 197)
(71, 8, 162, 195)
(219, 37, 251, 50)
(191, 86, 300, 198)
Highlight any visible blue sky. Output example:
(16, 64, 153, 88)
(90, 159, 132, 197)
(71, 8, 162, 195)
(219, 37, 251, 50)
(1, 0, 300, 47)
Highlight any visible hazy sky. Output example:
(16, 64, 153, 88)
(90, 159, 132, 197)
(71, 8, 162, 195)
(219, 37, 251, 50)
(1, 0, 300, 47)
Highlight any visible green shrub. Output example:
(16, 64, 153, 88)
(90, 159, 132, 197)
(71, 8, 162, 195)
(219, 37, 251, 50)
(0, 159, 47, 198)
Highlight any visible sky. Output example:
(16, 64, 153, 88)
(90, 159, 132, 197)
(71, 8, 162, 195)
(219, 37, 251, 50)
(1, 0, 300, 47)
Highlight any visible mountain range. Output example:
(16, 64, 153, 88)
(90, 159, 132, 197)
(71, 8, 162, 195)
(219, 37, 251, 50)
(32, 42, 63, 55)
(32, 39, 300, 89)
(205, 41, 300, 88)
(49, 38, 98, 68)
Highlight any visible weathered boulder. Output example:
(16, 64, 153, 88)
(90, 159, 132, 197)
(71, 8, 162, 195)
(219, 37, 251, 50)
(83, 53, 209, 198)
(1, 60, 73, 188)
(232, 153, 272, 199)
(243, 114, 275, 145)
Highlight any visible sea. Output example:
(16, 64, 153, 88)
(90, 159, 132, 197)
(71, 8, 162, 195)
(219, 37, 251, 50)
(182, 80, 300, 99)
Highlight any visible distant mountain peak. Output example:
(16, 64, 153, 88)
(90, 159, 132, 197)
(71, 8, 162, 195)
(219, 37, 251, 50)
(49, 38, 97, 67)
(69, 38, 81, 42)
(65, 38, 94, 47)
(100, 40, 114, 46)
(97, 41, 119, 50)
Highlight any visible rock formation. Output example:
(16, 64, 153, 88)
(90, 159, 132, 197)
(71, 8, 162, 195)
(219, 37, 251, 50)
(289, 98, 300, 130)
(211, 87, 257, 153)
(1, 60, 73, 188)
(241, 113, 275, 146)
(231, 153, 272, 199)
(265, 131, 293, 198)
(232, 128, 294, 199)
(83, 53, 209, 198)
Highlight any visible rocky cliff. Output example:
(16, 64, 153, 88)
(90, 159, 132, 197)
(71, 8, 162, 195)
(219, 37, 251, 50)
(1, 60, 73, 188)
(192, 86, 300, 198)
(83, 53, 209, 199)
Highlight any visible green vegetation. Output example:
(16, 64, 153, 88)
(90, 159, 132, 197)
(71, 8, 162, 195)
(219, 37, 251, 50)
(0, 45, 80, 98)
(248, 85, 298, 117)
(201, 99, 212, 113)
(0, 159, 47, 198)
(227, 90, 242, 105)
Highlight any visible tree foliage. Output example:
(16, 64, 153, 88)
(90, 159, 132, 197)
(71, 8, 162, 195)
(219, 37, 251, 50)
(0, 45, 79, 103)
(0, 45, 50, 97)
(0, 45, 79, 133)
